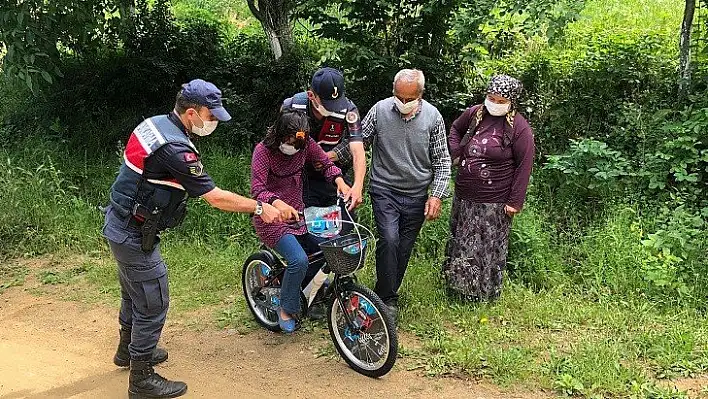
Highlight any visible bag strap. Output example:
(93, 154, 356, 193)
(459, 105, 518, 150)
(459, 105, 484, 149)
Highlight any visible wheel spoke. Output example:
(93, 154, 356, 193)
(330, 289, 394, 374)
(244, 260, 279, 327)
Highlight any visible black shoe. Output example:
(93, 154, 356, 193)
(129, 360, 187, 399)
(114, 328, 169, 367)
(307, 301, 327, 321)
(383, 302, 398, 321)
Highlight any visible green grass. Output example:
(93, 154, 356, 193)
(400, 276, 708, 397)
(172, 0, 261, 37)
(3, 138, 707, 397)
(566, 0, 682, 45)
(0, 262, 29, 293)
(1, 0, 706, 396)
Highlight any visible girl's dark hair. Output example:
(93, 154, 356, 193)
(263, 109, 310, 150)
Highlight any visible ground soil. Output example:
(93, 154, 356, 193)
(0, 282, 548, 398)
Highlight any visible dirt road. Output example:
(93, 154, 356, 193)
(0, 286, 546, 399)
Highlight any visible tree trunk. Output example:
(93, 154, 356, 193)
(247, 0, 293, 60)
(117, 0, 137, 45)
(679, 0, 696, 99)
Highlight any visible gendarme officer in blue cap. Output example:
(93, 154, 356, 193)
(281, 68, 366, 220)
(103, 79, 283, 398)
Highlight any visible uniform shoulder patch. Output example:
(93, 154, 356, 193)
(184, 152, 198, 162)
(188, 162, 204, 176)
(346, 111, 359, 124)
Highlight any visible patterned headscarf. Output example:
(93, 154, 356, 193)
(467, 75, 524, 148)
(486, 74, 523, 109)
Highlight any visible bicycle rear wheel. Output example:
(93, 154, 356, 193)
(327, 283, 397, 377)
(242, 252, 281, 331)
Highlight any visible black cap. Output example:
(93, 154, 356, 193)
(311, 68, 349, 113)
(180, 79, 231, 122)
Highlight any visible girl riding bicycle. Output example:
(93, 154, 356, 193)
(251, 109, 351, 333)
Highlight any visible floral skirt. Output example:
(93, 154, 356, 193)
(442, 198, 511, 302)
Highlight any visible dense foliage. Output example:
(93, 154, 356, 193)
(1, 0, 707, 396)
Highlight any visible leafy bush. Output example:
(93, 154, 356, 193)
(545, 138, 631, 193)
(640, 205, 708, 306)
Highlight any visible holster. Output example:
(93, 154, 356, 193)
(132, 203, 161, 252)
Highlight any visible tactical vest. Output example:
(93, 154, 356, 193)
(109, 115, 194, 230)
(283, 92, 349, 146)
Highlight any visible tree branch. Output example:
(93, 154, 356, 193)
(247, 0, 263, 23)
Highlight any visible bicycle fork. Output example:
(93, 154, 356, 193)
(333, 276, 363, 334)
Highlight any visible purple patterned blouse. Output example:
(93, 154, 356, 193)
(251, 137, 342, 248)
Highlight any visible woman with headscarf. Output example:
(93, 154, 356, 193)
(444, 75, 535, 301)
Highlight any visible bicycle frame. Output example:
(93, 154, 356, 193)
(255, 246, 361, 316)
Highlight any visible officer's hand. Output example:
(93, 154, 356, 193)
(344, 183, 363, 211)
(260, 203, 282, 224)
(313, 161, 324, 171)
(273, 200, 299, 222)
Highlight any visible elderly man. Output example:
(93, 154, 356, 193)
(358, 69, 451, 318)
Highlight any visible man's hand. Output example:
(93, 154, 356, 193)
(273, 199, 299, 221)
(313, 151, 338, 171)
(260, 202, 282, 224)
(344, 183, 364, 210)
(504, 204, 520, 217)
(424, 197, 442, 221)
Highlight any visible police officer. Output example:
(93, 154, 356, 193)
(103, 79, 282, 398)
(281, 68, 366, 222)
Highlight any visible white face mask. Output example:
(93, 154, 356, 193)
(279, 143, 300, 156)
(394, 97, 419, 115)
(484, 98, 511, 116)
(191, 112, 218, 136)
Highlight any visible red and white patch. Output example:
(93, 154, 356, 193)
(318, 120, 344, 144)
(346, 111, 359, 124)
(184, 152, 198, 162)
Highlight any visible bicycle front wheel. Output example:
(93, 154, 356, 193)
(327, 283, 397, 378)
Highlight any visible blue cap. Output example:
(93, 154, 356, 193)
(180, 79, 231, 122)
(311, 68, 349, 113)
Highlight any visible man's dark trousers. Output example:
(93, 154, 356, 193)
(370, 186, 427, 305)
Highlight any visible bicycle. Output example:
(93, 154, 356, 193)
(241, 199, 398, 378)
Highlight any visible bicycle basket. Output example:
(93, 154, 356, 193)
(318, 233, 369, 275)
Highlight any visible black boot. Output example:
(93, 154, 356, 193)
(114, 328, 169, 367)
(128, 359, 187, 399)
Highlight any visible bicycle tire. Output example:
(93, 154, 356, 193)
(327, 283, 397, 378)
(242, 251, 281, 332)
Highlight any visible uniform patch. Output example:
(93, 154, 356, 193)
(346, 111, 359, 124)
(319, 120, 344, 143)
(188, 161, 204, 176)
(184, 152, 198, 162)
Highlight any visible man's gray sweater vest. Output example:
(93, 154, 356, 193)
(370, 98, 440, 197)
